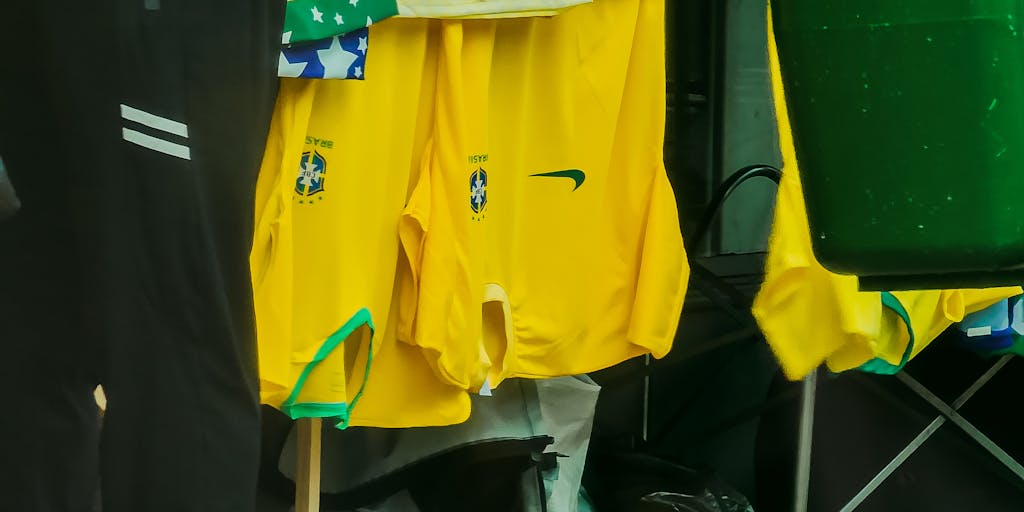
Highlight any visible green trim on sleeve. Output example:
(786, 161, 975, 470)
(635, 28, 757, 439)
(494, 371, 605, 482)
(858, 291, 915, 375)
(283, 401, 350, 419)
(334, 328, 374, 430)
(280, 307, 376, 427)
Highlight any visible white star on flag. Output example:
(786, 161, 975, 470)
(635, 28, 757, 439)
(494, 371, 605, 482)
(334, 12, 344, 25)
(311, 6, 324, 22)
(349, 0, 359, 6)
(316, 36, 359, 79)
(354, 66, 363, 78)
(357, 36, 368, 53)
(366, 15, 373, 27)
(277, 51, 307, 77)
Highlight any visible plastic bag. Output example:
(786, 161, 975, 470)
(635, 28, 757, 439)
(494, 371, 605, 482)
(640, 489, 754, 512)
(583, 453, 754, 512)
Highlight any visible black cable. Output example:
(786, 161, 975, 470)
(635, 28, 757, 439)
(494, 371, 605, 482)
(638, 165, 782, 446)
(686, 164, 782, 252)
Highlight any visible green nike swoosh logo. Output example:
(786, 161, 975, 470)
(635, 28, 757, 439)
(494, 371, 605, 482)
(529, 169, 586, 191)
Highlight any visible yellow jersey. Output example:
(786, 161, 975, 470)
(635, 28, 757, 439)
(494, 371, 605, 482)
(399, 0, 688, 390)
(753, 6, 1022, 380)
(252, 17, 470, 427)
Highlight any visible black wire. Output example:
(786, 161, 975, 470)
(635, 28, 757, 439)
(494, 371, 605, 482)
(686, 164, 782, 253)
(637, 165, 783, 446)
(629, 165, 783, 449)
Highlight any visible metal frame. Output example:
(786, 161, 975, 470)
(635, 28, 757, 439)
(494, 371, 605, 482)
(788, 354, 1024, 512)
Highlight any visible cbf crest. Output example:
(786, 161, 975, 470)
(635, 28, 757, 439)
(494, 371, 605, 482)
(295, 151, 327, 203)
(470, 167, 487, 215)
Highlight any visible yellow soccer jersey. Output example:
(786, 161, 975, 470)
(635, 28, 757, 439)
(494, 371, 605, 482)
(396, 0, 589, 19)
(752, 7, 1021, 380)
(400, 0, 688, 390)
(252, 17, 470, 427)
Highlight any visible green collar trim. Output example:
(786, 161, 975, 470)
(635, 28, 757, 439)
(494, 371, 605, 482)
(858, 291, 915, 375)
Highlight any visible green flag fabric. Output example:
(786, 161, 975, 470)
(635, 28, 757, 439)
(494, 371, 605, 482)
(283, 0, 398, 44)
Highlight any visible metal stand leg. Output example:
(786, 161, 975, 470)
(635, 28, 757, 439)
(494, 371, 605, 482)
(898, 360, 1024, 480)
(840, 355, 1014, 512)
(794, 369, 817, 512)
(642, 354, 651, 444)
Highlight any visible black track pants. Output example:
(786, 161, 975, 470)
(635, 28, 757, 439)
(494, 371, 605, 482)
(0, 1, 283, 510)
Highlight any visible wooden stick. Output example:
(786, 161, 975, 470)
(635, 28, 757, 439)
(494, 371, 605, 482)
(93, 386, 107, 412)
(295, 418, 322, 512)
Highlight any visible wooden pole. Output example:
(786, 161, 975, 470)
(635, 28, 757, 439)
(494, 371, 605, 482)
(295, 418, 322, 512)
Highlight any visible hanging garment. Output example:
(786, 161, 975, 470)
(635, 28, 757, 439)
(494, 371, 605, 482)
(278, 29, 369, 80)
(396, 0, 589, 18)
(0, 1, 283, 511)
(253, 18, 470, 428)
(282, 0, 398, 44)
(751, 7, 1022, 381)
(399, 0, 688, 391)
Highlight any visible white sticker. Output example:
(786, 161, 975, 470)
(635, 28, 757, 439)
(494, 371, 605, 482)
(966, 326, 993, 338)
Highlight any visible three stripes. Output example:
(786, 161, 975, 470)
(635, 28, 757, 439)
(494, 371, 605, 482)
(120, 104, 191, 160)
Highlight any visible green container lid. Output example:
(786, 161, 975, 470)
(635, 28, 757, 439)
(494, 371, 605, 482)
(772, 1, 1024, 289)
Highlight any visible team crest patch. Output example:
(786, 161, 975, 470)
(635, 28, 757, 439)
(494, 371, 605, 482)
(296, 150, 327, 198)
(470, 167, 487, 214)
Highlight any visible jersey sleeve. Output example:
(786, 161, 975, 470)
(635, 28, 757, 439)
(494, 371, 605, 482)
(396, 138, 433, 346)
(626, 168, 690, 359)
(620, 0, 688, 358)
(397, 136, 491, 392)
(751, 162, 885, 380)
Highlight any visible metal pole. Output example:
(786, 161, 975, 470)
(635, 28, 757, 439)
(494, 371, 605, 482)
(794, 368, 817, 512)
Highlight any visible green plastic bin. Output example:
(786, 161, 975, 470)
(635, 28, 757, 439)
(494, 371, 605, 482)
(772, 1, 1024, 290)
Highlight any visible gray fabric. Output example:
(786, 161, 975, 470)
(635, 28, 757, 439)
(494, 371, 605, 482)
(279, 376, 600, 511)
(534, 376, 601, 512)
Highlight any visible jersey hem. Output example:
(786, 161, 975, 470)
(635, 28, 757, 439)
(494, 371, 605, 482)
(347, 404, 472, 429)
(503, 343, 659, 380)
